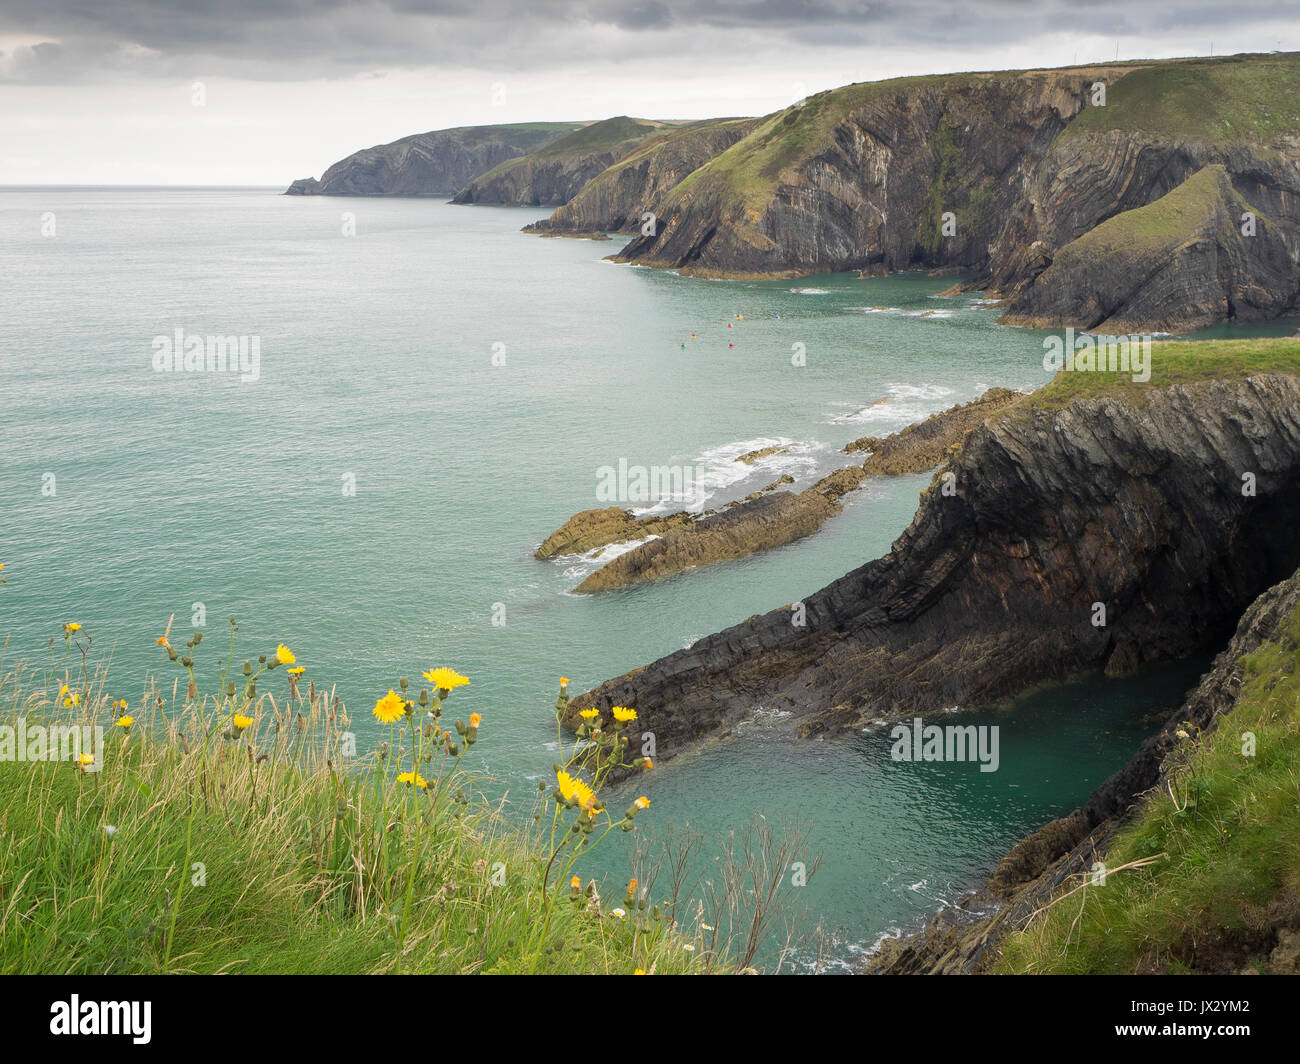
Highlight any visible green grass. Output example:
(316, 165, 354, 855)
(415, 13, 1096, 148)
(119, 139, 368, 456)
(1064, 164, 1234, 254)
(993, 588, 1300, 973)
(466, 117, 673, 187)
(1015, 336, 1300, 415)
(1062, 53, 1300, 144)
(452, 122, 589, 151)
(0, 634, 721, 974)
(529, 116, 667, 158)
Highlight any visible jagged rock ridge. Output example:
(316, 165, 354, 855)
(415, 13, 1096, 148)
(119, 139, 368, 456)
(569, 371, 1300, 767)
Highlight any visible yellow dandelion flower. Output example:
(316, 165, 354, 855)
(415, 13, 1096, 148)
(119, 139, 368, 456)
(635, 969, 646, 975)
(560, 676, 570, 686)
(397, 771, 429, 788)
(634, 796, 650, 810)
(372, 689, 406, 724)
(232, 714, 253, 730)
(64, 622, 82, 634)
(156, 635, 171, 649)
(612, 706, 637, 723)
(78, 753, 94, 765)
(275, 643, 295, 665)
(469, 712, 482, 728)
(571, 876, 581, 889)
(64, 693, 81, 708)
(58, 684, 68, 697)
(287, 665, 305, 676)
(579, 708, 599, 720)
(556, 769, 579, 804)
(114, 715, 134, 728)
(422, 667, 470, 691)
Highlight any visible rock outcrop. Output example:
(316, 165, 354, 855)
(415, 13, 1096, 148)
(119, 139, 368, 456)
(283, 123, 584, 196)
(846, 387, 1025, 474)
(568, 366, 1300, 767)
(573, 490, 839, 593)
(534, 507, 697, 559)
(999, 165, 1299, 333)
(608, 54, 1300, 329)
(869, 560, 1300, 974)
(541, 388, 1052, 592)
(523, 118, 759, 235)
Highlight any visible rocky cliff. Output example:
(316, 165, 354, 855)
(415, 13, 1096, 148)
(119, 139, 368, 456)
(283, 122, 584, 196)
(568, 344, 1300, 769)
(869, 559, 1300, 974)
(608, 54, 1300, 329)
(523, 118, 759, 235)
(451, 117, 678, 206)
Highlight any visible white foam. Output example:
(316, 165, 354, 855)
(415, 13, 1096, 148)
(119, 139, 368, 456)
(558, 535, 662, 583)
(633, 436, 827, 514)
(832, 382, 956, 428)
(789, 287, 830, 294)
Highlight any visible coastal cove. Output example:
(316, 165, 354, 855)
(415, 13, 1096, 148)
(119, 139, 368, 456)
(3, 189, 1292, 968)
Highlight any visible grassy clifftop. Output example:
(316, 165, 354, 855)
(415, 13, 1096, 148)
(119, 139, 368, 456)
(1016, 336, 1300, 415)
(994, 577, 1300, 974)
(1062, 54, 1300, 144)
(0, 620, 803, 973)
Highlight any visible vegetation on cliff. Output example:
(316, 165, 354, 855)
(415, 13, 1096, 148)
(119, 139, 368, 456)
(993, 572, 1300, 974)
(0, 620, 728, 974)
(284, 122, 583, 196)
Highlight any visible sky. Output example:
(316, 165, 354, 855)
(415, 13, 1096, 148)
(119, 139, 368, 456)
(1, 1, 1296, 185)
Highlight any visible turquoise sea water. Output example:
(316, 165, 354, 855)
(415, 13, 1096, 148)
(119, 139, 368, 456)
(3, 189, 1280, 969)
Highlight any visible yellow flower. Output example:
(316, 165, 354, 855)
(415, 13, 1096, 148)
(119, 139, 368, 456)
(579, 708, 599, 720)
(156, 635, 171, 649)
(288, 665, 305, 676)
(397, 771, 429, 788)
(634, 796, 650, 810)
(79, 753, 94, 766)
(114, 715, 134, 728)
(556, 769, 596, 810)
(612, 706, 637, 723)
(634, 969, 646, 975)
(469, 712, 482, 728)
(556, 769, 579, 804)
(373, 689, 406, 724)
(559, 676, 569, 687)
(275, 643, 295, 665)
(58, 684, 68, 697)
(114, 699, 128, 711)
(63, 693, 81, 708)
(642, 758, 653, 770)
(232, 714, 253, 730)
(64, 622, 82, 634)
(422, 667, 469, 691)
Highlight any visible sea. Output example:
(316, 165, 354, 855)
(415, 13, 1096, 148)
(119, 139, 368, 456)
(3, 188, 1289, 969)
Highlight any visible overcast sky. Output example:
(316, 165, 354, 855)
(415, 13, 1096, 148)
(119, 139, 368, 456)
(1, 1, 1295, 185)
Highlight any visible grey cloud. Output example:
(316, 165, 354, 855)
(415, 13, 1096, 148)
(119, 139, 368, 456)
(0, 1, 1288, 84)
